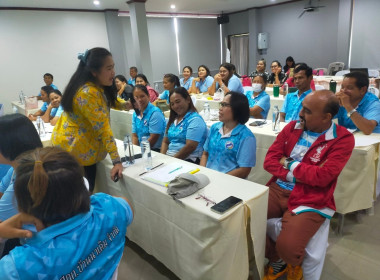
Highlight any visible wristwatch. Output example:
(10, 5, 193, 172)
(347, 108, 357, 118)
(284, 157, 294, 170)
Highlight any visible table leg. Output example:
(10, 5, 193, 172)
(336, 213, 345, 236)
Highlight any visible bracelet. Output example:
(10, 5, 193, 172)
(112, 160, 122, 166)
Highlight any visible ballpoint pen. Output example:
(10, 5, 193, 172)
(138, 162, 164, 176)
(168, 166, 183, 174)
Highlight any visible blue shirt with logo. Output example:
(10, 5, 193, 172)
(245, 90, 271, 119)
(216, 74, 244, 94)
(196, 76, 214, 93)
(166, 111, 207, 159)
(132, 102, 166, 149)
(40, 102, 48, 112)
(337, 92, 380, 133)
(203, 122, 256, 173)
(281, 89, 312, 122)
(180, 77, 194, 90)
(0, 193, 133, 280)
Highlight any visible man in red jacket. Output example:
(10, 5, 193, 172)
(263, 90, 355, 280)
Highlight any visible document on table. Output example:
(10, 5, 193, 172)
(355, 136, 380, 147)
(141, 162, 199, 187)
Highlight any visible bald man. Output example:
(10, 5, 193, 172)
(263, 90, 355, 279)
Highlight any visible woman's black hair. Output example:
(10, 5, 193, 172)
(163, 74, 180, 88)
(115, 74, 127, 83)
(133, 84, 150, 97)
(0, 114, 43, 161)
(225, 91, 250, 124)
(182, 66, 193, 75)
(61, 47, 117, 112)
(136, 73, 150, 85)
(41, 86, 54, 95)
(219, 63, 235, 83)
(49, 89, 62, 97)
(14, 147, 90, 226)
(198, 65, 211, 77)
(166, 87, 197, 133)
(284, 56, 296, 73)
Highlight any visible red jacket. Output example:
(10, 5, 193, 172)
(264, 121, 355, 212)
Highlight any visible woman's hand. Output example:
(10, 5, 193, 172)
(214, 73, 222, 84)
(0, 213, 44, 239)
(110, 163, 123, 182)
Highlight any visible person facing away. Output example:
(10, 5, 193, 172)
(263, 90, 354, 279)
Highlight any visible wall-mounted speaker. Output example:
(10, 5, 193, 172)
(258, 32, 268, 49)
(217, 14, 229, 25)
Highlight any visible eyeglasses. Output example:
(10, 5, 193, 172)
(195, 193, 216, 206)
(219, 102, 231, 108)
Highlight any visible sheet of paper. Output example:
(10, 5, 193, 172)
(141, 162, 196, 186)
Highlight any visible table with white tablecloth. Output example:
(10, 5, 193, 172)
(11, 100, 43, 116)
(96, 141, 268, 280)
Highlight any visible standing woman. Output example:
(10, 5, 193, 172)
(200, 92, 256, 179)
(160, 87, 207, 163)
(180, 66, 194, 91)
(189, 65, 214, 94)
(132, 85, 166, 151)
(52, 47, 124, 191)
(158, 74, 180, 104)
(208, 63, 244, 95)
(245, 74, 270, 119)
(135, 73, 159, 102)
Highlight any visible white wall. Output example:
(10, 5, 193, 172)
(0, 10, 110, 113)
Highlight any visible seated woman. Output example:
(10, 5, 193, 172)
(115, 75, 134, 110)
(180, 66, 194, 91)
(0, 146, 133, 279)
(40, 89, 64, 126)
(283, 56, 296, 74)
(135, 74, 159, 103)
(201, 92, 256, 179)
(208, 63, 244, 95)
(245, 74, 270, 119)
(158, 74, 180, 104)
(28, 86, 54, 121)
(189, 65, 214, 94)
(160, 87, 207, 164)
(250, 58, 269, 79)
(132, 85, 166, 151)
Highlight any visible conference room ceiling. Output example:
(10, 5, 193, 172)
(0, 0, 296, 14)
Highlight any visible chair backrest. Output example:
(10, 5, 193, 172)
(368, 69, 379, 78)
(328, 62, 345, 75)
(335, 70, 349, 76)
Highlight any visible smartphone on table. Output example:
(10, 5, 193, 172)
(211, 196, 243, 214)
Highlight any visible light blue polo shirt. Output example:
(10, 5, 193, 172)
(128, 78, 136, 86)
(196, 76, 214, 93)
(132, 102, 166, 149)
(166, 111, 207, 159)
(0, 169, 18, 222)
(180, 77, 194, 90)
(203, 122, 256, 173)
(40, 102, 48, 112)
(51, 105, 63, 117)
(0, 164, 11, 183)
(337, 92, 380, 133)
(245, 90, 271, 119)
(0, 166, 13, 194)
(159, 90, 170, 104)
(281, 89, 312, 122)
(0, 193, 133, 280)
(216, 74, 244, 94)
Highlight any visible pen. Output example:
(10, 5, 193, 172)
(138, 162, 164, 176)
(168, 166, 183, 174)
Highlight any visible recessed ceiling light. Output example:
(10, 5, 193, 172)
(93, 0, 100, 6)
(170, 4, 176, 9)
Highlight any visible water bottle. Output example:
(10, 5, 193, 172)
(283, 82, 288, 95)
(272, 105, 280, 132)
(141, 136, 152, 171)
(123, 135, 135, 167)
(19, 90, 25, 104)
(203, 102, 210, 121)
(36, 116, 46, 137)
(12, 106, 18, 113)
(154, 82, 160, 93)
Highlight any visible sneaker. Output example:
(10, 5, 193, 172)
(286, 265, 303, 280)
(263, 265, 287, 280)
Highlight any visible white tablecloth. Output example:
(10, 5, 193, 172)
(11, 100, 43, 116)
(96, 142, 268, 280)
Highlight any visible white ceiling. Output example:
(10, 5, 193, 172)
(0, 0, 297, 14)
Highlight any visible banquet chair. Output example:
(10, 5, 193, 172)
(327, 62, 345, 76)
(267, 217, 330, 280)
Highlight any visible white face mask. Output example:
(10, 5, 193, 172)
(252, 83, 262, 92)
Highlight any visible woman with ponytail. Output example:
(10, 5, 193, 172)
(0, 147, 133, 279)
(51, 47, 124, 191)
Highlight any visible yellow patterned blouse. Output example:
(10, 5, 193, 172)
(51, 82, 123, 166)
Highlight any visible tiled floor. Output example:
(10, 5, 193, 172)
(118, 198, 380, 280)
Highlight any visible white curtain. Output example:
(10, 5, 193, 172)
(230, 35, 249, 76)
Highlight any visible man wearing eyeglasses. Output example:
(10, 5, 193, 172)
(263, 90, 354, 280)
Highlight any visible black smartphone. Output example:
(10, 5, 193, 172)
(121, 153, 142, 162)
(210, 196, 243, 214)
(249, 121, 266, 126)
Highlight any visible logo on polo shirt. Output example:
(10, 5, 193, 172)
(144, 120, 148, 126)
(225, 141, 234, 149)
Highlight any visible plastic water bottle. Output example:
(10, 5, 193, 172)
(36, 116, 46, 137)
(272, 105, 280, 132)
(283, 82, 288, 95)
(154, 82, 160, 93)
(123, 135, 135, 167)
(141, 136, 152, 171)
(19, 90, 25, 104)
(203, 102, 210, 121)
